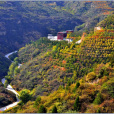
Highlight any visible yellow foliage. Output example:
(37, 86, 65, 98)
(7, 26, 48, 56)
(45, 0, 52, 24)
(66, 32, 72, 38)
(86, 72, 96, 82)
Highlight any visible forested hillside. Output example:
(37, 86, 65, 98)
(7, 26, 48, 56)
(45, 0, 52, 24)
(5, 62, 114, 113)
(0, 1, 113, 78)
(0, 54, 11, 78)
(2, 14, 114, 113)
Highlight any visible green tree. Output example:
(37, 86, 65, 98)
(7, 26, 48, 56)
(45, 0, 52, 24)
(93, 92, 103, 104)
(8, 61, 18, 76)
(72, 70, 77, 81)
(34, 96, 41, 107)
(38, 105, 47, 113)
(14, 67, 20, 75)
(52, 106, 58, 113)
(5, 75, 12, 83)
(75, 81, 80, 90)
(4, 80, 8, 88)
(96, 108, 101, 113)
(19, 89, 31, 104)
(73, 81, 80, 92)
(109, 52, 114, 67)
(14, 57, 19, 62)
(74, 96, 80, 111)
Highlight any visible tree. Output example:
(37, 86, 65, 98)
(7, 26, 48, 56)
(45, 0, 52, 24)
(72, 70, 77, 81)
(14, 57, 19, 62)
(73, 81, 80, 92)
(93, 92, 103, 104)
(4, 80, 8, 88)
(86, 72, 96, 82)
(52, 106, 58, 113)
(34, 96, 41, 107)
(38, 105, 47, 113)
(74, 96, 80, 111)
(109, 52, 114, 67)
(97, 108, 101, 113)
(19, 89, 31, 103)
(14, 67, 20, 75)
(75, 81, 80, 90)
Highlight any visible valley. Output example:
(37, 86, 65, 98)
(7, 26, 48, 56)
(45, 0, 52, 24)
(0, 1, 113, 113)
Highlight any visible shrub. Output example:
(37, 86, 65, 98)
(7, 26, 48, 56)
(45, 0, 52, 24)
(73, 81, 80, 92)
(109, 52, 114, 67)
(75, 81, 80, 89)
(93, 92, 103, 104)
(34, 96, 41, 107)
(74, 96, 80, 111)
(14, 67, 20, 75)
(4, 80, 8, 88)
(38, 105, 47, 113)
(96, 108, 101, 113)
(52, 106, 58, 113)
(102, 79, 114, 98)
(98, 67, 109, 78)
(86, 72, 96, 82)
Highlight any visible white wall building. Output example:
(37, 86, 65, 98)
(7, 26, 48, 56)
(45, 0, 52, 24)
(48, 34, 58, 41)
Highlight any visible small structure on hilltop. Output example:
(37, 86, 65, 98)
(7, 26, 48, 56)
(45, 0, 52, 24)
(47, 30, 74, 42)
(47, 34, 57, 41)
(57, 31, 67, 40)
(57, 30, 73, 41)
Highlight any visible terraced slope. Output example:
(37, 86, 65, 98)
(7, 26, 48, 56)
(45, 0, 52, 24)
(79, 29, 114, 65)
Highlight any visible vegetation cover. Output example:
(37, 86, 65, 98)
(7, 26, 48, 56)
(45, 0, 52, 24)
(0, 54, 11, 79)
(0, 1, 113, 78)
(2, 14, 114, 113)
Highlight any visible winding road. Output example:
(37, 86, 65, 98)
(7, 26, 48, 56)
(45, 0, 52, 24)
(0, 51, 20, 111)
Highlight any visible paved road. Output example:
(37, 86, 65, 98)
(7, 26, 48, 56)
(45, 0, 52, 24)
(0, 51, 20, 111)
(0, 78, 20, 111)
(5, 51, 17, 59)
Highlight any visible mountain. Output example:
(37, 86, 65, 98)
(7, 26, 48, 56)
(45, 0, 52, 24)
(2, 14, 114, 113)
(10, 15, 114, 96)
(0, 1, 113, 78)
(0, 1, 113, 54)
(0, 1, 113, 113)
